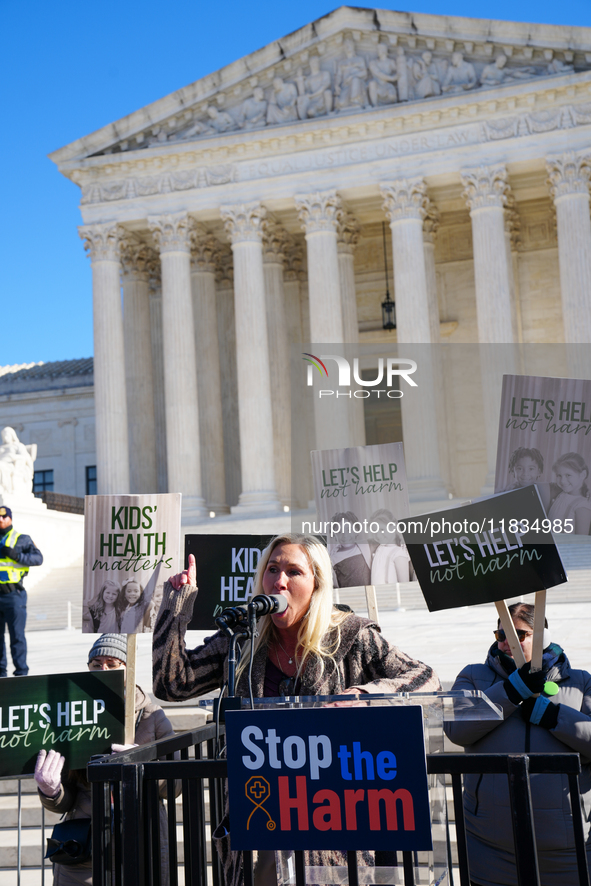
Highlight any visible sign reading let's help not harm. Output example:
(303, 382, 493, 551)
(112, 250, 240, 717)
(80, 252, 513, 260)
(226, 706, 432, 851)
(0, 671, 124, 778)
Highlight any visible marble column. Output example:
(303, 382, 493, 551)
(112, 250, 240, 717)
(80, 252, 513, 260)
(461, 164, 517, 492)
(79, 222, 130, 494)
(148, 213, 207, 520)
(422, 204, 441, 345)
(262, 221, 291, 506)
(380, 179, 431, 344)
(381, 180, 447, 502)
(295, 190, 344, 343)
(504, 195, 522, 345)
(220, 202, 281, 512)
(461, 164, 515, 343)
(215, 247, 242, 508)
(120, 242, 158, 493)
(547, 153, 591, 346)
(190, 226, 229, 514)
(296, 190, 350, 451)
(337, 211, 365, 447)
(148, 265, 168, 493)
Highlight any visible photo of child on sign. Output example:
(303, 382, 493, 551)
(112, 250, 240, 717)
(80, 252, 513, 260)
(310, 442, 412, 589)
(82, 494, 181, 634)
(495, 374, 591, 535)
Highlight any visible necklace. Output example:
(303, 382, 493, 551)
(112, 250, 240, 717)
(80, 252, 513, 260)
(274, 634, 295, 666)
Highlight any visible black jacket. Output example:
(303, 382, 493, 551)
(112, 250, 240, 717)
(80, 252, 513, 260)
(0, 526, 43, 593)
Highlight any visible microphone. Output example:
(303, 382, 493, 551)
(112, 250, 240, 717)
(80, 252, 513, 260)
(248, 594, 288, 616)
(214, 595, 288, 634)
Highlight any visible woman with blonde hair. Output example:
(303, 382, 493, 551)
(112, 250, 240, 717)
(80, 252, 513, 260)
(84, 579, 122, 633)
(153, 533, 439, 886)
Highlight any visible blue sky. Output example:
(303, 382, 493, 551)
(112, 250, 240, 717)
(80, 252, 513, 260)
(2, 0, 591, 366)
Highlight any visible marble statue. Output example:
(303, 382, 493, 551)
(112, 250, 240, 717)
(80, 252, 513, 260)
(334, 38, 368, 110)
(0, 427, 37, 497)
(205, 105, 237, 133)
(396, 46, 410, 102)
(481, 54, 536, 87)
(442, 51, 477, 93)
(411, 51, 442, 99)
(267, 77, 299, 124)
(239, 87, 268, 129)
(296, 57, 333, 119)
(548, 57, 575, 75)
(368, 43, 398, 106)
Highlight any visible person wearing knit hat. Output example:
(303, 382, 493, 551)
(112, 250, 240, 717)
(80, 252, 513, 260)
(87, 633, 127, 667)
(34, 633, 179, 886)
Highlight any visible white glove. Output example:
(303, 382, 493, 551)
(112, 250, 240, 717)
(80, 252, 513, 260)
(111, 743, 139, 753)
(34, 750, 64, 798)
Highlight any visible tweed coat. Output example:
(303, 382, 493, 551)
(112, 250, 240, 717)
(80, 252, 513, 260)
(153, 580, 440, 886)
(445, 645, 591, 886)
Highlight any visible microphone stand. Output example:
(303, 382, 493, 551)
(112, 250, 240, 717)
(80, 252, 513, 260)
(213, 615, 251, 722)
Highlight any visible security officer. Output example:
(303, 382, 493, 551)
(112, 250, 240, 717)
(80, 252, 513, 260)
(0, 506, 43, 676)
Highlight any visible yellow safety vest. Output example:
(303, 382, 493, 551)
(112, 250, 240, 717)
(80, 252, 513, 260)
(0, 528, 29, 584)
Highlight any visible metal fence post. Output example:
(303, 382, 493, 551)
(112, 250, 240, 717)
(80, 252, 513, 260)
(507, 754, 540, 886)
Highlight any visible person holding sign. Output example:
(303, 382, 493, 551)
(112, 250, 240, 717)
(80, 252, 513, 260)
(153, 533, 439, 886)
(445, 603, 591, 886)
(36, 634, 177, 886)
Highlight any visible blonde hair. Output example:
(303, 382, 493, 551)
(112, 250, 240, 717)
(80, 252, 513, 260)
(235, 534, 349, 687)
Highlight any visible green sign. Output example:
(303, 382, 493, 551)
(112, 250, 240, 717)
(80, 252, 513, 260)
(0, 670, 125, 778)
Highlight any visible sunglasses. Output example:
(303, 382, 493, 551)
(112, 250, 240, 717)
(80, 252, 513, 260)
(494, 629, 533, 643)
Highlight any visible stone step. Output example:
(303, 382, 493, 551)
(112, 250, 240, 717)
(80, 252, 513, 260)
(26, 557, 84, 632)
(0, 796, 61, 828)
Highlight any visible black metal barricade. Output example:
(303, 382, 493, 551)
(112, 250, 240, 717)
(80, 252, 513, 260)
(87, 725, 590, 886)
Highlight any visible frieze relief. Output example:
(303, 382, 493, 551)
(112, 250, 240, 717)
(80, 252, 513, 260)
(95, 35, 586, 158)
(80, 94, 591, 206)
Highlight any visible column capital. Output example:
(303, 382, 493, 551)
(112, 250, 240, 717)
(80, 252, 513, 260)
(262, 221, 289, 265)
(220, 202, 266, 244)
(283, 239, 305, 282)
(461, 164, 508, 211)
(337, 211, 360, 255)
(79, 222, 126, 262)
(190, 223, 220, 273)
(546, 152, 591, 201)
(295, 190, 341, 234)
(380, 178, 428, 223)
(215, 244, 234, 286)
(121, 240, 159, 281)
(422, 203, 440, 245)
(504, 194, 521, 250)
(148, 212, 194, 254)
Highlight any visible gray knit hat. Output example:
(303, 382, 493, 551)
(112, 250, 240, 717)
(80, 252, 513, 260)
(88, 633, 127, 665)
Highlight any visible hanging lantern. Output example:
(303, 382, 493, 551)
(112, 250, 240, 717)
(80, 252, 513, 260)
(381, 222, 396, 331)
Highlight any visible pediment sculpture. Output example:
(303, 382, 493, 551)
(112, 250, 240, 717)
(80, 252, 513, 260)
(105, 35, 581, 155)
(0, 427, 37, 498)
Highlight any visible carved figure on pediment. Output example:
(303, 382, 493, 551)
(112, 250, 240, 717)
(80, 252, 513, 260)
(480, 54, 535, 87)
(0, 427, 36, 497)
(267, 77, 299, 125)
(238, 87, 268, 129)
(295, 56, 333, 119)
(368, 43, 398, 107)
(411, 51, 442, 99)
(177, 118, 211, 140)
(548, 58, 574, 75)
(205, 105, 237, 133)
(334, 38, 368, 110)
(396, 47, 410, 102)
(442, 52, 477, 94)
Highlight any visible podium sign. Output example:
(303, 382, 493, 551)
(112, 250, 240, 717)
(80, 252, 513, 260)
(226, 705, 432, 851)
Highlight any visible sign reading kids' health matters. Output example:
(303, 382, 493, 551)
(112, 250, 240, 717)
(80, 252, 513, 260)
(185, 534, 272, 630)
(83, 494, 181, 634)
(225, 705, 431, 851)
(494, 374, 591, 535)
(402, 486, 567, 612)
(310, 442, 411, 589)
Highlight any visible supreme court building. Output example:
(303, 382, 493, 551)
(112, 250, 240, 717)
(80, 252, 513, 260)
(50, 6, 591, 522)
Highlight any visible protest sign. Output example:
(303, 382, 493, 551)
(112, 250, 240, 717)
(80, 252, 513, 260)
(494, 374, 591, 535)
(83, 493, 181, 634)
(226, 705, 431, 851)
(310, 442, 411, 590)
(402, 486, 567, 613)
(185, 534, 273, 630)
(0, 670, 124, 778)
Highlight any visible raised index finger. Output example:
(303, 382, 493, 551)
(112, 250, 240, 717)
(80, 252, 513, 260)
(188, 553, 197, 586)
